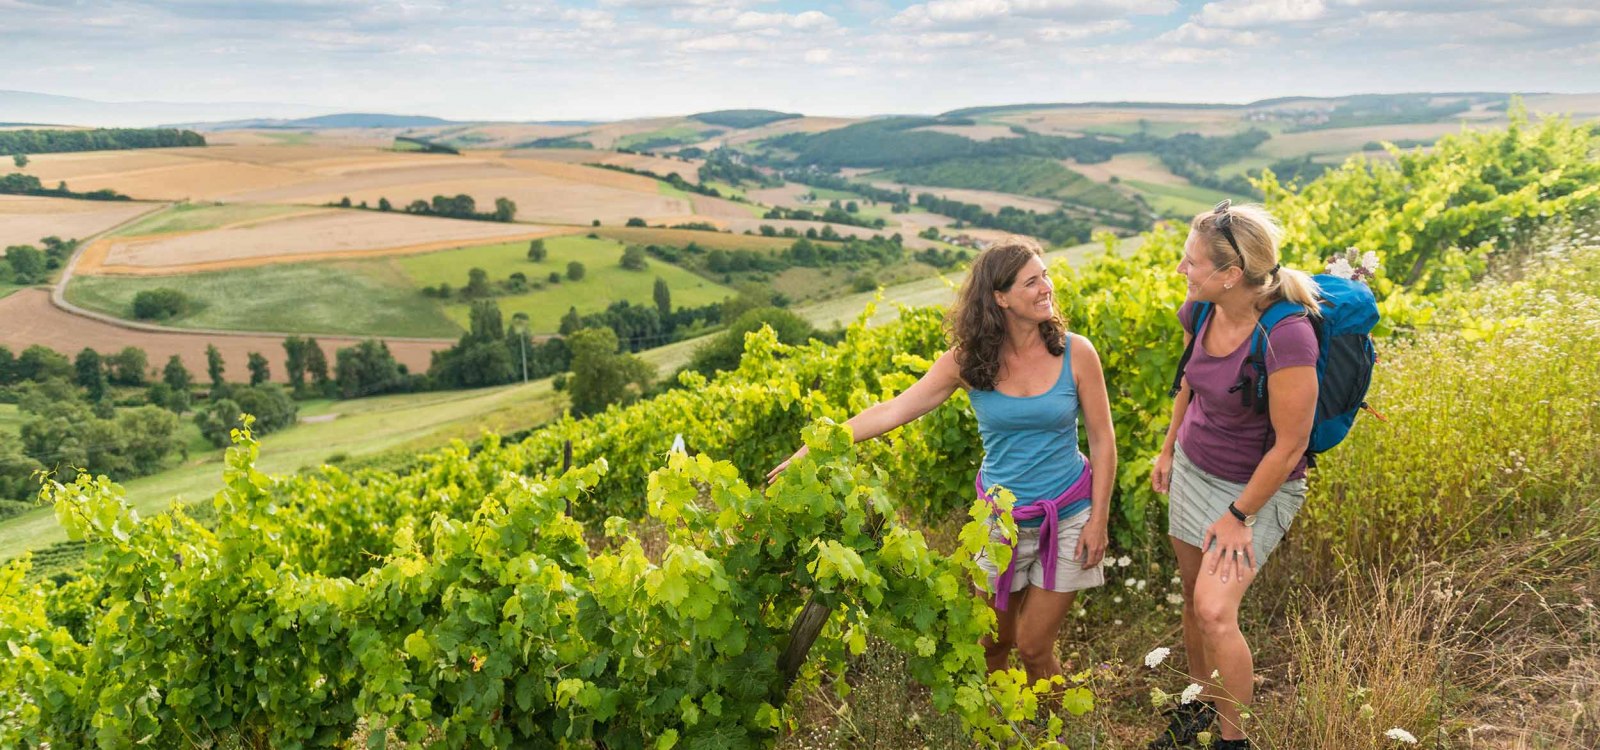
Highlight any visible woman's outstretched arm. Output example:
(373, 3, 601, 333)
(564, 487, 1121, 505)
(766, 349, 964, 482)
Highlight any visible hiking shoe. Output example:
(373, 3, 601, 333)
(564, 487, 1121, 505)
(1146, 700, 1216, 749)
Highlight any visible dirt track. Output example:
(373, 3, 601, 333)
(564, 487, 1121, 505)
(0, 288, 450, 384)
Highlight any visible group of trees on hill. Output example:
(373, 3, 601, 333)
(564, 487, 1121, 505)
(757, 116, 1125, 169)
(696, 147, 781, 187)
(760, 204, 886, 229)
(913, 193, 1097, 246)
(0, 172, 129, 201)
(1, 236, 77, 285)
(0, 128, 205, 155)
(333, 193, 517, 222)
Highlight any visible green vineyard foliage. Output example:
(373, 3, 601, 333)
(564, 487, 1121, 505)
(1, 109, 1595, 748)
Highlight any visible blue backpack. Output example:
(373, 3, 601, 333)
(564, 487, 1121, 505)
(1168, 274, 1380, 465)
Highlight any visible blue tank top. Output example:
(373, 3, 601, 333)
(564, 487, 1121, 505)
(967, 335, 1090, 527)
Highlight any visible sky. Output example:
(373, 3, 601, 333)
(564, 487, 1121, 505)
(1, 0, 1597, 121)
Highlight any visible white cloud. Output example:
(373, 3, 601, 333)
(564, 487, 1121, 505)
(1010, 0, 1177, 20)
(917, 31, 993, 47)
(1194, 0, 1328, 28)
(1031, 19, 1132, 42)
(891, 0, 1011, 28)
(1158, 21, 1274, 45)
(730, 10, 838, 30)
(804, 48, 834, 64)
(679, 33, 771, 52)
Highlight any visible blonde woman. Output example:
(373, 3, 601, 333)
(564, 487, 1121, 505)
(1148, 201, 1321, 750)
(768, 236, 1117, 696)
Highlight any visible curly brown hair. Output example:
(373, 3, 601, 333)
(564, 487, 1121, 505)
(946, 236, 1065, 391)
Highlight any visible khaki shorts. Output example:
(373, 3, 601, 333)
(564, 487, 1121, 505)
(974, 509, 1107, 594)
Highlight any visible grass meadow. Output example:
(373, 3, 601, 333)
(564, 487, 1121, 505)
(65, 261, 464, 337)
(395, 234, 735, 331)
(112, 202, 316, 236)
(1125, 178, 1239, 218)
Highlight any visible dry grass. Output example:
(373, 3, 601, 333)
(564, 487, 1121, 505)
(0, 195, 159, 249)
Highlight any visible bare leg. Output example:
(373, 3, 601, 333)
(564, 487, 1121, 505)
(981, 587, 1025, 673)
(1192, 548, 1257, 741)
(1013, 585, 1078, 683)
(1170, 536, 1214, 699)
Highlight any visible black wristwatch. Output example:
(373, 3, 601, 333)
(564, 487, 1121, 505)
(1227, 502, 1256, 527)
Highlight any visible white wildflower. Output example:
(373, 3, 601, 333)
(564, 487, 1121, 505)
(1113, 595, 1124, 604)
(1180, 683, 1203, 704)
(1326, 257, 1355, 279)
(1210, 669, 1220, 678)
(1385, 727, 1418, 744)
(1361, 251, 1380, 274)
(1167, 593, 1185, 605)
(1137, 579, 1148, 591)
(1144, 647, 1171, 668)
(1116, 556, 1132, 568)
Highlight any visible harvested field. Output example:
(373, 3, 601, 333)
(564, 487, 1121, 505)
(690, 193, 765, 220)
(591, 226, 796, 252)
(23, 149, 315, 200)
(112, 202, 317, 236)
(216, 156, 692, 225)
(0, 288, 450, 383)
(1258, 123, 1482, 159)
(911, 124, 1020, 141)
(708, 116, 856, 148)
(82, 210, 563, 274)
(1071, 152, 1187, 185)
(0, 196, 160, 250)
(745, 183, 812, 208)
(570, 117, 693, 150)
(993, 107, 1246, 137)
(512, 148, 704, 182)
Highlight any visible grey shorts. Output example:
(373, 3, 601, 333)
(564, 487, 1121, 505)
(974, 509, 1107, 593)
(1168, 442, 1306, 566)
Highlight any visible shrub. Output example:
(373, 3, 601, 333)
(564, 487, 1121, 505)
(131, 288, 193, 320)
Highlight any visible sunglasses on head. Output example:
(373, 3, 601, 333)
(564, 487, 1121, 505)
(1212, 199, 1246, 270)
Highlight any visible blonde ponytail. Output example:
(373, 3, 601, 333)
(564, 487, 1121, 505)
(1266, 266, 1322, 316)
(1191, 201, 1322, 315)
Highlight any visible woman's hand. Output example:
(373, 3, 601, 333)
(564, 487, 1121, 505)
(1202, 514, 1255, 584)
(1075, 516, 1109, 569)
(1151, 449, 1174, 494)
(765, 445, 809, 484)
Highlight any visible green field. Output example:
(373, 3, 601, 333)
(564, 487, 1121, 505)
(617, 125, 715, 150)
(874, 155, 1140, 215)
(397, 235, 735, 332)
(114, 202, 315, 236)
(1125, 179, 1238, 218)
(66, 261, 463, 337)
(593, 226, 796, 252)
(0, 283, 23, 300)
(0, 381, 567, 560)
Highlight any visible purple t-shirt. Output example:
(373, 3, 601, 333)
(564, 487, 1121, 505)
(1176, 301, 1319, 483)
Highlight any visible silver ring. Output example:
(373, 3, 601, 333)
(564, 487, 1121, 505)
(1233, 550, 1240, 558)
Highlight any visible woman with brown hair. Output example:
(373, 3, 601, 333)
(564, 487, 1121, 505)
(768, 235, 1117, 694)
(1146, 201, 1321, 750)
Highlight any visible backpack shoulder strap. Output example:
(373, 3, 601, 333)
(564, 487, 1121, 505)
(1247, 300, 1313, 413)
(1168, 302, 1212, 398)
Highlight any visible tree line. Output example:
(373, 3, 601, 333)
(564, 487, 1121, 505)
(0, 173, 130, 201)
(330, 193, 517, 222)
(0, 128, 205, 155)
(2, 237, 77, 285)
